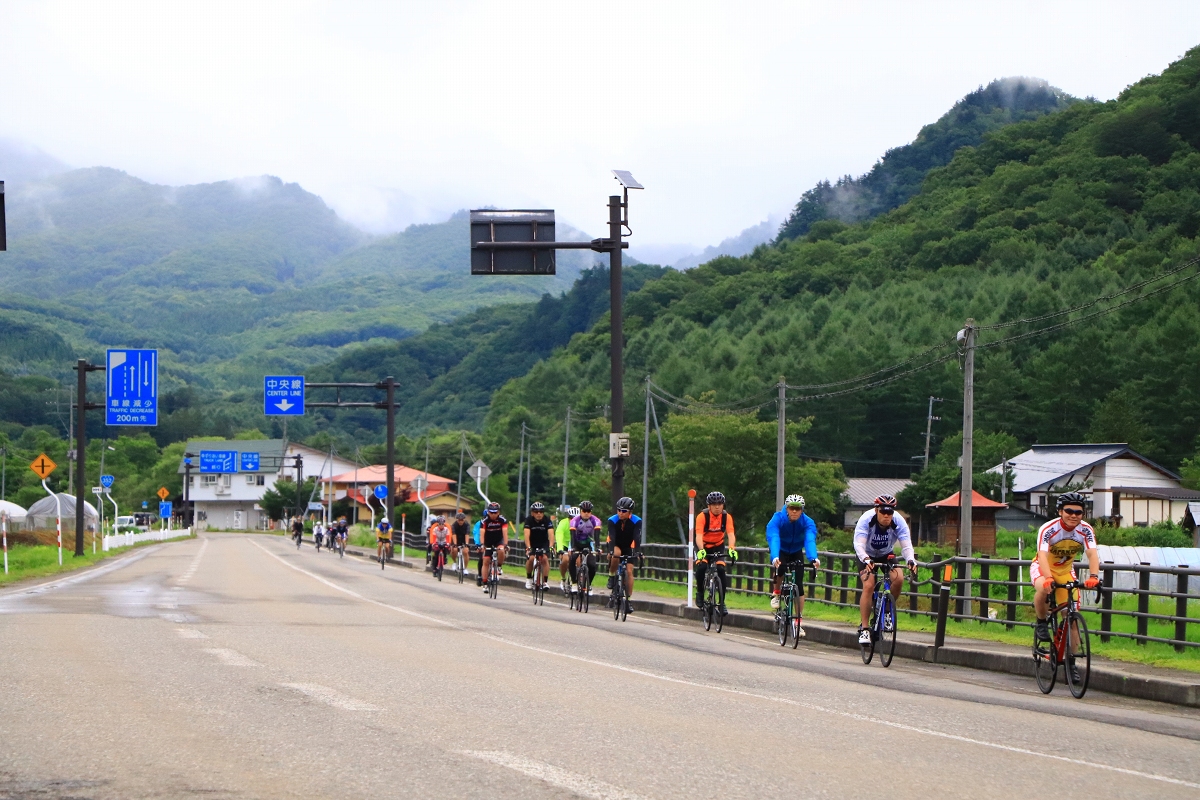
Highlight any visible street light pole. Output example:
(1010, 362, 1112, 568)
(609, 195, 625, 506)
(71, 359, 104, 557)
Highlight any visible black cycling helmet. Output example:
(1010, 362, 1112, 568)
(486, 502, 501, 514)
(456, 512, 465, 520)
(530, 501, 545, 512)
(706, 491, 726, 506)
(615, 496, 635, 511)
(579, 500, 593, 512)
(1056, 491, 1087, 512)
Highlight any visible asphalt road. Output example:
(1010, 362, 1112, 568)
(1, 533, 1198, 799)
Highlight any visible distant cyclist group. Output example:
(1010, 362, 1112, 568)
(290, 482, 1103, 694)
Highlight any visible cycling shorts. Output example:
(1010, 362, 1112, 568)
(453, 532, 469, 546)
(610, 539, 637, 556)
(377, 534, 392, 542)
(777, 552, 808, 587)
(857, 555, 898, 573)
(528, 532, 550, 551)
(1029, 560, 1074, 585)
(483, 531, 505, 548)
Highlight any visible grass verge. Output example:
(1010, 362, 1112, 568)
(0, 536, 193, 587)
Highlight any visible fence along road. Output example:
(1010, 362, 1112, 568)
(0, 532, 1198, 799)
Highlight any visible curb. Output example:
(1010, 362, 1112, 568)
(328, 542, 1200, 708)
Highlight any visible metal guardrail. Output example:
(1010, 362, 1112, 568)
(398, 536, 1200, 653)
(102, 527, 193, 551)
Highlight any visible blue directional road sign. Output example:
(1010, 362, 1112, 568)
(159, 501, 173, 519)
(106, 349, 158, 426)
(240, 452, 260, 472)
(199, 450, 238, 473)
(373, 484, 388, 499)
(264, 376, 304, 416)
(100, 474, 114, 488)
(142, 501, 148, 509)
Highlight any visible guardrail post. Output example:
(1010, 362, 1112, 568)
(1137, 565, 1150, 645)
(1176, 569, 1189, 653)
(808, 562, 816, 599)
(824, 560, 833, 603)
(954, 560, 967, 619)
(1006, 563, 1018, 630)
(934, 562, 952, 650)
(1100, 565, 1113, 643)
(979, 561, 990, 623)
(839, 556, 849, 606)
(908, 568, 918, 617)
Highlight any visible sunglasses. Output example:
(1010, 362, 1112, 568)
(786, 505, 803, 510)
(877, 507, 895, 515)
(1061, 508, 1085, 516)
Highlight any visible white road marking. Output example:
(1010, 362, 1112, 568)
(463, 750, 646, 800)
(0, 548, 154, 599)
(252, 540, 1200, 790)
(280, 683, 380, 711)
(204, 648, 262, 667)
(176, 537, 208, 586)
(176, 628, 207, 639)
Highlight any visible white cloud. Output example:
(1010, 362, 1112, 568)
(1, 1, 1197, 245)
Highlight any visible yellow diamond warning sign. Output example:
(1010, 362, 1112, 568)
(30, 453, 57, 480)
(157, 486, 170, 500)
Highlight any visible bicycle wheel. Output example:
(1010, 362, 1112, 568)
(1065, 611, 1091, 699)
(715, 578, 724, 633)
(458, 552, 465, 584)
(1033, 619, 1058, 694)
(612, 574, 623, 621)
(436, 552, 444, 581)
(489, 565, 499, 599)
(879, 595, 897, 667)
(776, 605, 788, 646)
(789, 586, 802, 650)
(581, 578, 590, 613)
(702, 574, 715, 631)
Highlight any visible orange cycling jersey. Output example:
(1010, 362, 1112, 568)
(428, 524, 451, 545)
(695, 511, 735, 549)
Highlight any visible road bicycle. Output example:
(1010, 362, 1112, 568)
(1034, 579, 1093, 698)
(378, 540, 391, 570)
(335, 534, 345, 558)
(775, 559, 806, 649)
(529, 548, 548, 606)
(456, 546, 469, 584)
(700, 553, 726, 633)
(609, 552, 637, 622)
(861, 557, 904, 667)
(293, 530, 303, 550)
(484, 547, 501, 599)
(432, 544, 448, 581)
(314, 531, 323, 552)
(571, 550, 592, 613)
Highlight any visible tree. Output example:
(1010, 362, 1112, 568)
(899, 430, 1020, 517)
(260, 478, 318, 522)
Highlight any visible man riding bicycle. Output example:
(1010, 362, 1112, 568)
(450, 512, 471, 573)
(766, 494, 820, 637)
(556, 506, 578, 594)
(428, 515, 451, 573)
(291, 516, 304, 546)
(693, 492, 738, 616)
(606, 497, 642, 611)
(376, 516, 393, 562)
(478, 502, 509, 591)
(523, 502, 553, 590)
(567, 501, 601, 595)
(854, 495, 916, 645)
(1033, 492, 1100, 648)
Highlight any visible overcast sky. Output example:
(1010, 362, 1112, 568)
(3, 1, 1199, 252)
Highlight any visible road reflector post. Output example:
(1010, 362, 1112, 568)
(934, 561, 953, 651)
(2, 512, 7, 575)
(687, 489, 696, 608)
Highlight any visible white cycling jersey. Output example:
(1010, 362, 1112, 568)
(853, 509, 915, 564)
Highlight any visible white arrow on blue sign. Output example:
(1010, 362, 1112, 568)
(159, 501, 173, 519)
(264, 376, 304, 416)
(106, 349, 158, 426)
(199, 450, 238, 473)
(373, 484, 388, 499)
(240, 452, 260, 472)
(100, 474, 115, 488)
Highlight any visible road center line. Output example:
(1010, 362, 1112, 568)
(251, 540, 1200, 790)
(280, 683, 380, 711)
(204, 648, 262, 667)
(462, 750, 645, 800)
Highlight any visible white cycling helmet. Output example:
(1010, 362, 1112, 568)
(381, 517, 389, 524)
(785, 494, 806, 508)
(568, 506, 581, 517)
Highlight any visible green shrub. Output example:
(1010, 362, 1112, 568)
(1094, 520, 1192, 548)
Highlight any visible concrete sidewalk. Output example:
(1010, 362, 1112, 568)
(334, 540, 1200, 708)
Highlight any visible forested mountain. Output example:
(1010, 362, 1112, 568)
(776, 77, 1080, 242)
(483, 48, 1200, 531)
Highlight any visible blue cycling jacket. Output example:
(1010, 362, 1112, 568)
(765, 508, 818, 563)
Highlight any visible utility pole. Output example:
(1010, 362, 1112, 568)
(923, 396, 942, 470)
(71, 359, 103, 557)
(516, 423, 525, 521)
(1000, 455, 1009, 505)
(385, 377, 395, 527)
(959, 320, 977, 570)
(1, 446, 6, 502)
(776, 378, 786, 510)
(525, 434, 532, 518)
(560, 406, 571, 509)
(642, 377, 651, 545)
(455, 434, 465, 513)
(609, 194, 625, 507)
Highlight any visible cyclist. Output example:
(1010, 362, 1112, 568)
(1033, 492, 1101, 645)
(478, 502, 509, 592)
(693, 492, 737, 616)
(291, 516, 304, 547)
(523, 502, 553, 590)
(450, 512, 471, 573)
(556, 506, 578, 593)
(606, 496, 641, 611)
(428, 515, 451, 574)
(333, 517, 348, 551)
(853, 495, 916, 645)
(568, 501, 602, 595)
(313, 521, 325, 550)
(766, 494, 820, 635)
(376, 516, 393, 562)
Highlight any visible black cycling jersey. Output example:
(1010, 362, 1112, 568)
(479, 514, 508, 547)
(451, 520, 470, 544)
(523, 514, 553, 549)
